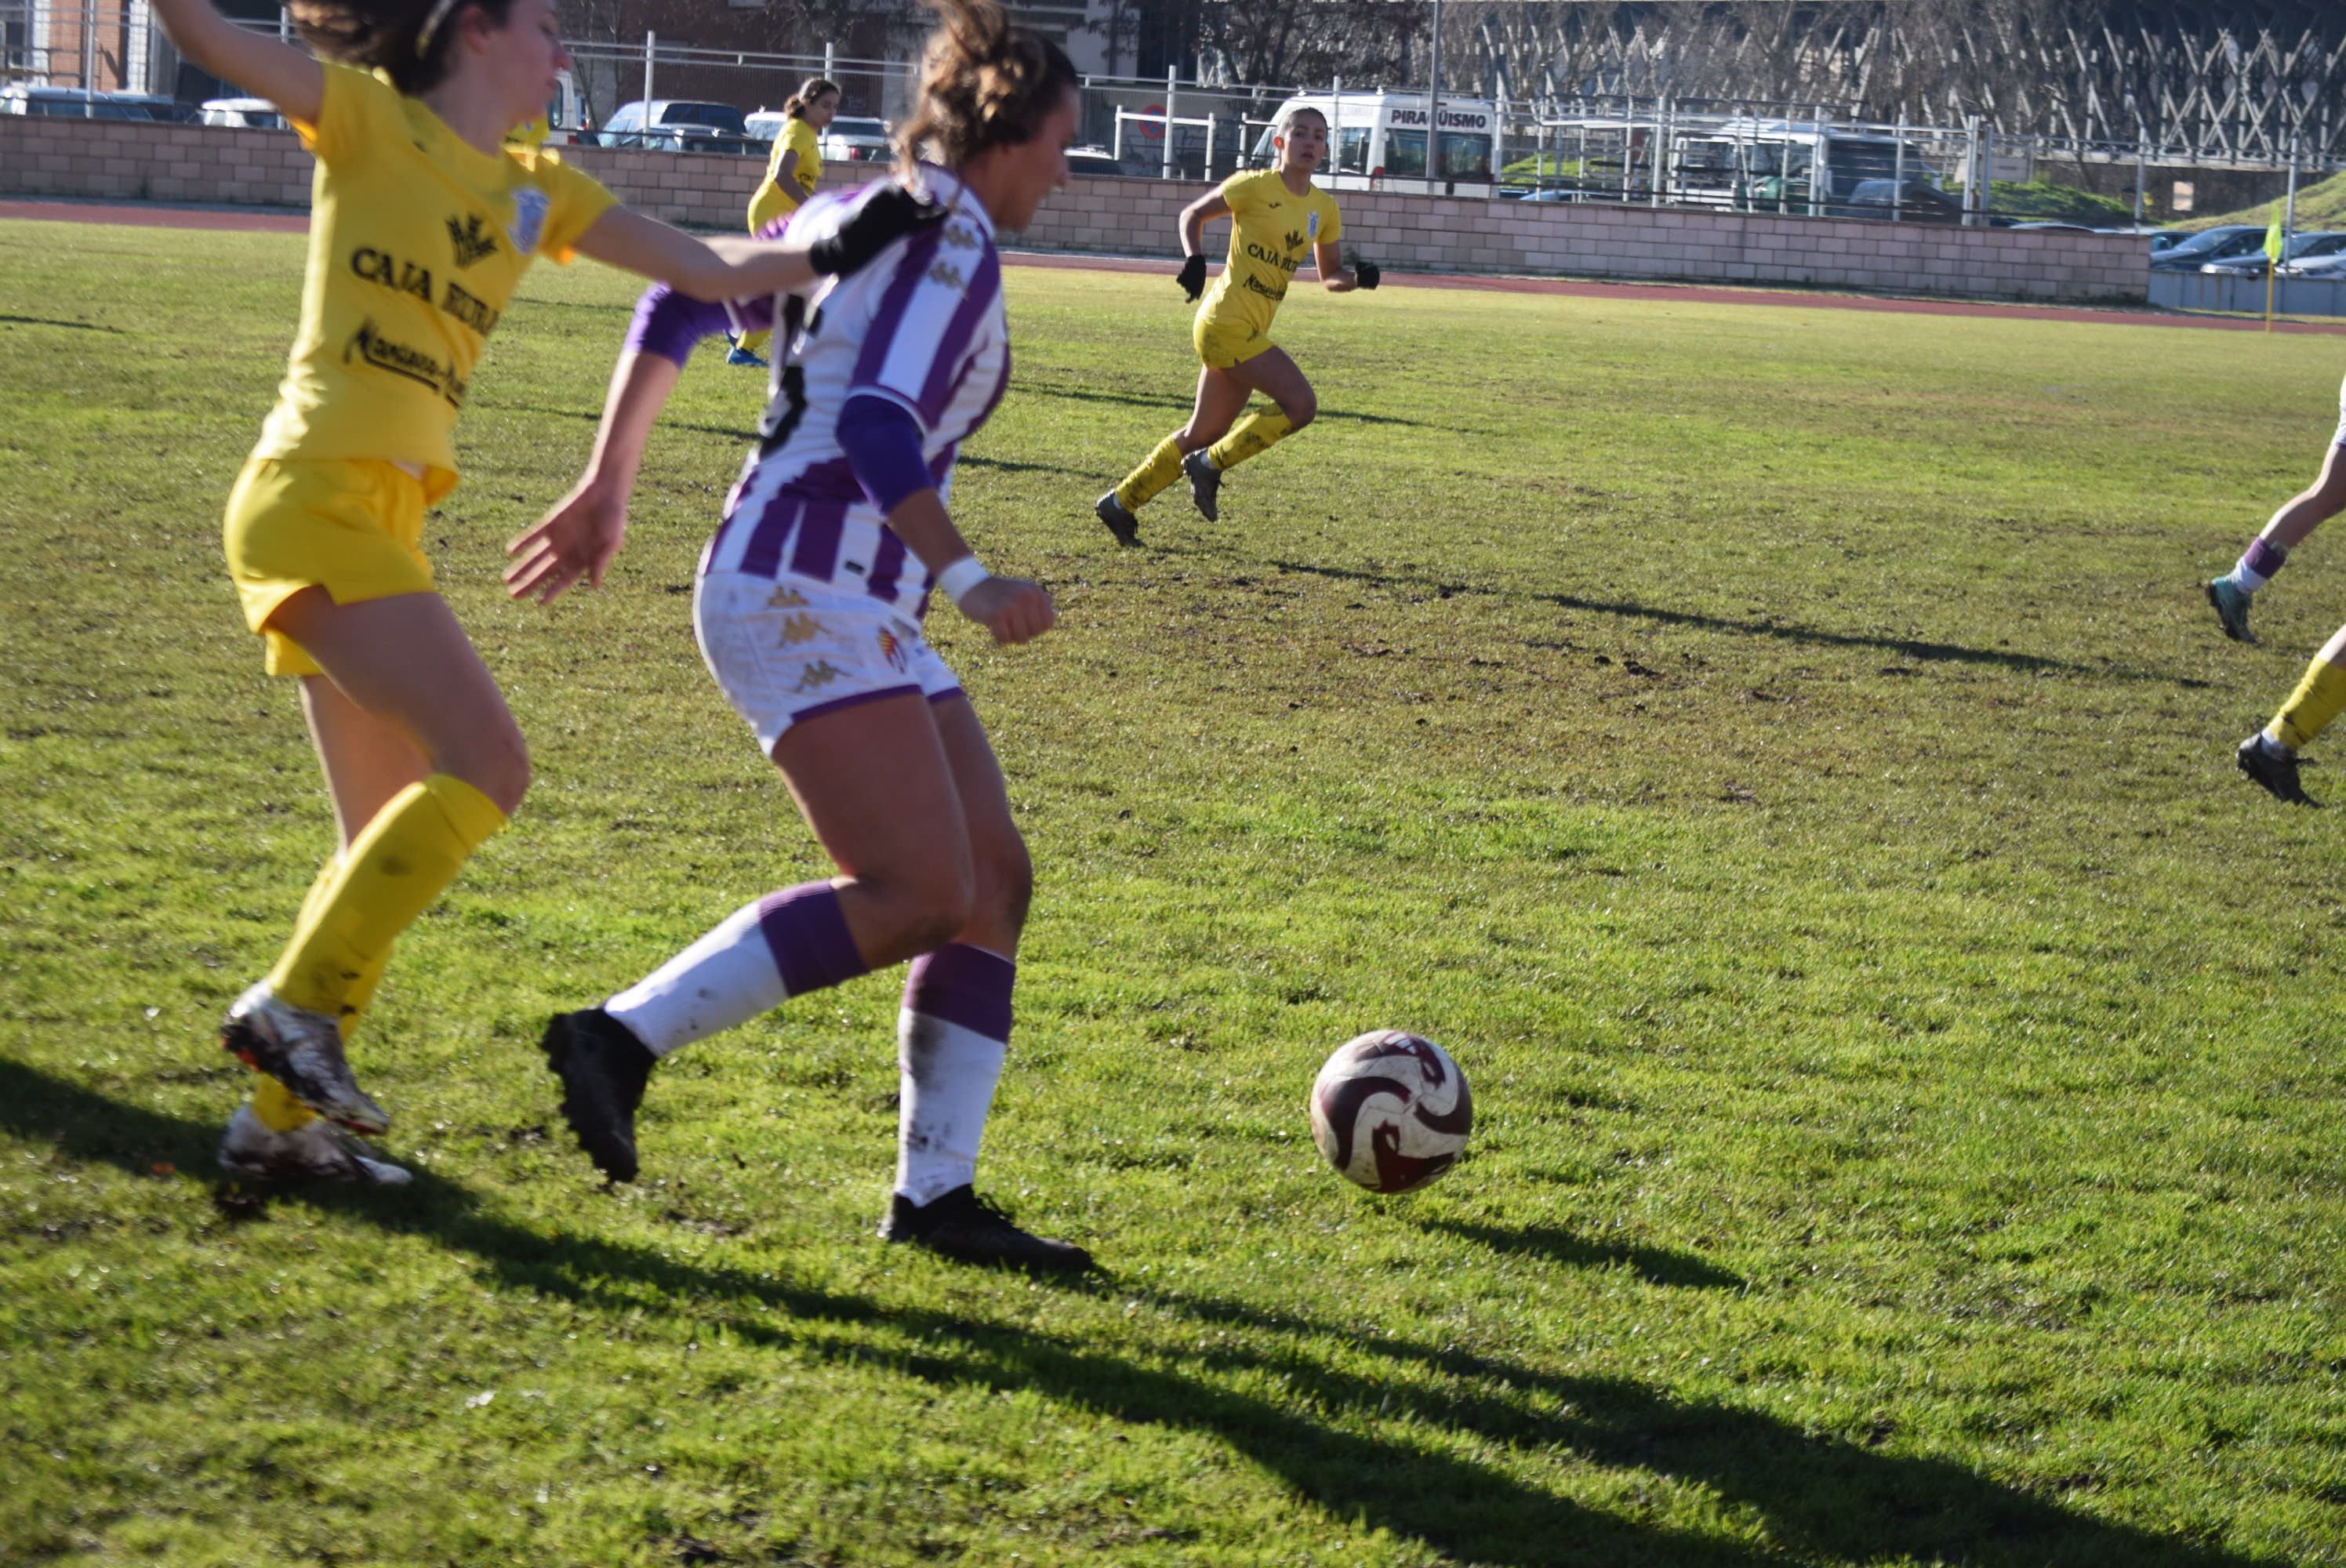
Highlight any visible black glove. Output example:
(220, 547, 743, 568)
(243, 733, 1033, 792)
(1177, 252, 1208, 302)
(808, 184, 949, 276)
(1353, 257, 1381, 290)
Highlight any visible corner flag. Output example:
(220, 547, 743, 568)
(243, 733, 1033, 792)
(2265, 205, 2286, 263)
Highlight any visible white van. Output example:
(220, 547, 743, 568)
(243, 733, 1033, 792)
(1250, 90, 1498, 194)
(201, 97, 286, 130)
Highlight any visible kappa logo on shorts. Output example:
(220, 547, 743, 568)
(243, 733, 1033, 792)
(446, 213, 499, 268)
(777, 612, 823, 646)
(767, 585, 811, 608)
(794, 660, 845, 693)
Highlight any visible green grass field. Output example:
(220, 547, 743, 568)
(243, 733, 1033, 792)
(6, 216, 2346, 1566)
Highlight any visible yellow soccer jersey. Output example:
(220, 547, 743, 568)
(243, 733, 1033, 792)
(748, 116, 823, 232)
(1197, 167, 1341, 341)
(252, 62, 616, 497)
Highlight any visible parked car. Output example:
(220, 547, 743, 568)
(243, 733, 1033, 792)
(2203, 230, 2346, 278)
(2148, 224, 2265, 271)
(1830, 177, 1965, 222)
(597, 100, 757, 154)
(201, 96, 286, 130)
(2279, 251, 2346, 281)
(2148, 230, 2186, 253)
(1, 85, 160, 119)
(818, 114, 893, 164)
(2006, 220, 2099, 233)
(1064, 145, 1153, 178)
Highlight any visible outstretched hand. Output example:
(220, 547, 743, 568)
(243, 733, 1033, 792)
(808, 185, 950, 276)
(1177, 253, 1208, 302)
(505, 478, 627, 604)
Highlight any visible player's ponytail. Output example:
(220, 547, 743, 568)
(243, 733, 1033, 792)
(783, 77, 839, 119)
(893, 0, 1077, 178)
(289, 0, 517, 94)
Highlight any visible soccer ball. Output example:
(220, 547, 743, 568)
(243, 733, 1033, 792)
(1308, 1029, 1473, 1194)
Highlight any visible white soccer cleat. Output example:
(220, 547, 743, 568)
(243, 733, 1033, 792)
(216, 1103, 412, 1185)
(218, 981, 390, 1135)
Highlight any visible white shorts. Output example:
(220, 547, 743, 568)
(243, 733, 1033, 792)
(2334, 372, 2346, 448)
(695, 570, 961, 754)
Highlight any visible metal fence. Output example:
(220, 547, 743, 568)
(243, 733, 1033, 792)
(9, 0, 2341, 230)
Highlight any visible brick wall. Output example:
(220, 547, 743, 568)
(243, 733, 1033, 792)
(0, 116, 2149, 304)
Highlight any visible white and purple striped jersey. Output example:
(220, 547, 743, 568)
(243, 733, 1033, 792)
(703, 166, 1008, 620)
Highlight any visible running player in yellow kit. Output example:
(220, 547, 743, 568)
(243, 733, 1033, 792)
(730, 75, 838, 365)
(147, 0, 935, 1185)
(1096, 104, 1378, 543)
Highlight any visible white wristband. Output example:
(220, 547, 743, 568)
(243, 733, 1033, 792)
(936, 555, 991, 607)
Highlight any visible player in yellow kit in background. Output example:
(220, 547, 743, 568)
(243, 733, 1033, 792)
(146, 0, 936, 1185)
(731, 75, 839, 365)
(1096, 104, 1378, 544)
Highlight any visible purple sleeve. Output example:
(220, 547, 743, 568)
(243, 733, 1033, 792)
(623, 283, 776, 366)
(837, 394, 933, 514)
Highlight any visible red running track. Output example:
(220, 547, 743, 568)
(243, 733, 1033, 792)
(9, 196, 2344, 336)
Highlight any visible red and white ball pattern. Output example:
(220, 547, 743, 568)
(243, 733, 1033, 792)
(1309, 1030, 1473, 1194)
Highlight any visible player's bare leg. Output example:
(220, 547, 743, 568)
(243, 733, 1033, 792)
(877, 695, 1088, 1269)
(1186, 347, 1316, 520)
(223, 590, 522, 1142)
(2210, 441, 2346, 643)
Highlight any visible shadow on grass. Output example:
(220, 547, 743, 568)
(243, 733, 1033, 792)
(1139, 546, 2209, 688)
(478, 405, 1091, 481)
(2, 1058, 2275, 1568)
(1422, 1217, 1746, 1290)
(0, 314, 125, 333)
(1015, 379, 1439, 430)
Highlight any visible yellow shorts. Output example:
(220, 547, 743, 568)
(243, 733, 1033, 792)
(1193, 313, 1273, 371)
(223, 456, 434, 677)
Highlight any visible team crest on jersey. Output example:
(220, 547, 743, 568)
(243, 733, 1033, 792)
(1306, 211, 1320, 241)
(794, 660, 845, 693)
(446, 213, 499, 268)
(877, 628, 909, 673)
(508, 187, 549, 255)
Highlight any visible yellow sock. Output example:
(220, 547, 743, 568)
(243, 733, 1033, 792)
(1206, 410, 1293, 472)
(251, 1075, 316, 1133)
(2271, 658, 2346, 750)
(1115, 434, 1188, 510)
(267, 775, 507, 1016)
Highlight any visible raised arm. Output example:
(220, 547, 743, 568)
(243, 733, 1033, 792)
(147, 0, 322, 125)
(571, 184, 943, 301)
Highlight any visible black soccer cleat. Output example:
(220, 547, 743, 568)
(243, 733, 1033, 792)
(1095, 490, 1141, 547)
(2237, 735, 2319, 807)
(541, 1007, 656, 1181)
(880, 1184, 1094, 1272)
(1182, 449, 1222, 521)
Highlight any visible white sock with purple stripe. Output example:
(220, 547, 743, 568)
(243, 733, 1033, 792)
(605, 882, 869, 1058)
(2233, 536, 2288, 593)
(894, 943, 1015, 1206)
